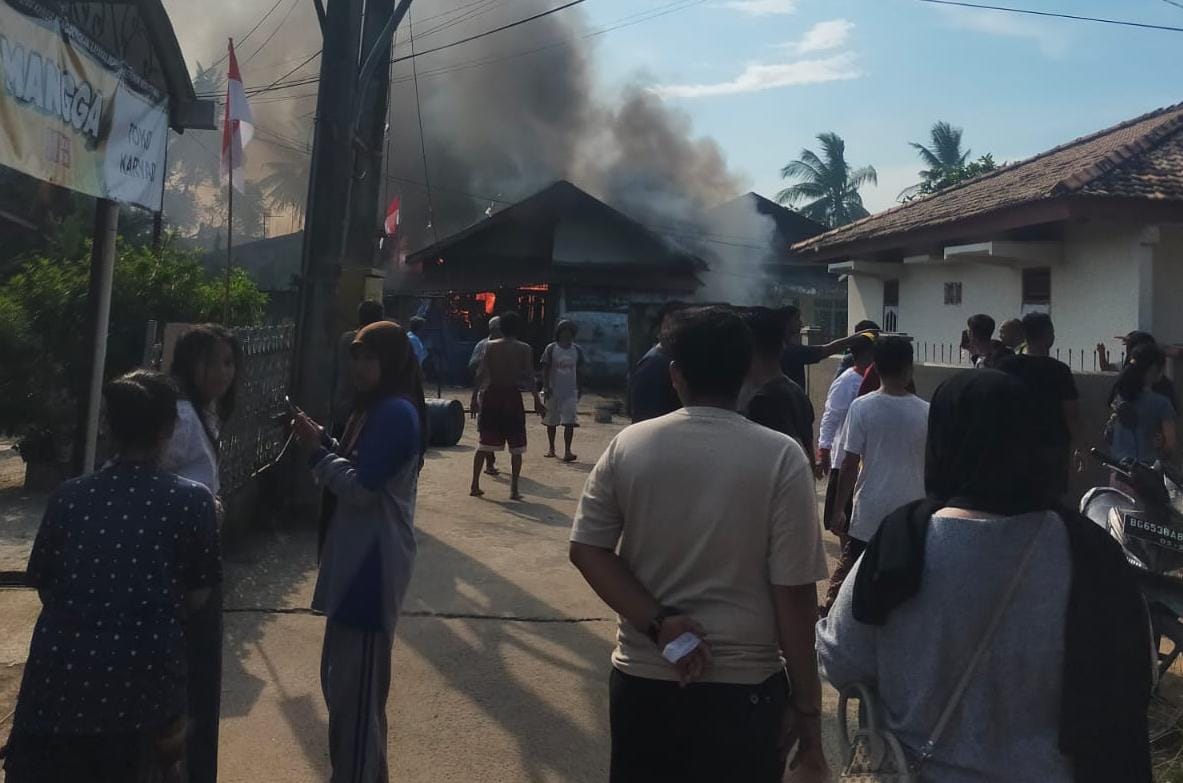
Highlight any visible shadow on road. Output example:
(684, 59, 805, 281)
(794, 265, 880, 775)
(404, 529, 614, 783)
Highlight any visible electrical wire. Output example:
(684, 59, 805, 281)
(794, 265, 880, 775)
(917, 0, 1183, 32)
(1162, 0, 1183, 10)
(208, 0, 289, 67)
(243, 0, 303, 64)
(408, 14, 440, 246)
(201, 0, 708, 100)
(390, 0, 586, 64)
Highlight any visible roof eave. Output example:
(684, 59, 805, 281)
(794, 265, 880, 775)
(791, 197, 1077, 264)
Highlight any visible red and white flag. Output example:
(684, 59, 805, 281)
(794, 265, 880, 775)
(384, 196, 401, 238)
(220, 38, 254, 193)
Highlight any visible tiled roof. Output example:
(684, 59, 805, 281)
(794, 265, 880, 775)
(794, 102, 1183, 254)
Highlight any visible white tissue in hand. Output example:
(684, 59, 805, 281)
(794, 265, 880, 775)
(662, 632, 701, 664)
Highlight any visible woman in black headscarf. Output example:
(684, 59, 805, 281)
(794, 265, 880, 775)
(817, 369, 1152, 783)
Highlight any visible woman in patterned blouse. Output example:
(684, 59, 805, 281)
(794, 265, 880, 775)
(1, 371, 221, 783)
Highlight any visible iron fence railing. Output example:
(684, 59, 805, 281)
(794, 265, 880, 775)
(218, 325, 294, 495)
(914, 341, 1117, 373)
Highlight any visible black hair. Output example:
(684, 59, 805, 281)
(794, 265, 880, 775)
(554, 319, 578, 341)
(104, 370, 179, 451)
(874, 337, 914, 379)
(1021, 312, 1053, 344)
(666, 306, 753, 401)
(408, 315, 426, 333)
(498, 310, 522, 339)
(849, 334, 876, 362)
(1125, 331, 1156, 357)
(854, 320, 881, 334)
(967, 314, 996, 341)
(357, 300, 385, 327)
(654, 301, 685, 332)
(170, 324, 241, 446)
(743, 307, 787, 360)
(1116, 343, 1165, 402)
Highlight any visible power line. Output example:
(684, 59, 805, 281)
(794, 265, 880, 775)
(206, 0, 707, 100)
(243, 0, 303, 65)
(1163, 0, 1183, 10)
(408, 14, 440, 247)
(224, 0, 591, 96)
(917, 0, 1183, 32)
(390, 0, 586, 64)
(208, 0, 289, 68)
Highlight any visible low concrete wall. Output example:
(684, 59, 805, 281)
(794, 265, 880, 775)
(804, 359, 1125, 504)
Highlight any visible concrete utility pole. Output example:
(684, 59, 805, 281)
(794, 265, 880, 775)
(292, 0, 413, 421)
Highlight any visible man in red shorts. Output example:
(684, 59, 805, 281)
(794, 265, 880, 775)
(470, 310, 544, 500)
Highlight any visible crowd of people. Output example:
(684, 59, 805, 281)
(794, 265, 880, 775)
(576, 304, 1160, 782)
(1, 298, 1174, 782)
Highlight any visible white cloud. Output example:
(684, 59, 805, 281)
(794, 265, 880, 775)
(720, 0, 798, 16)
(936, 6, 1068, 57)
(778, 19, 854, 54)
(654, 52, 861, 99)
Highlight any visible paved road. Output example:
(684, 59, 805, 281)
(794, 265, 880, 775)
(0, 407, 844, 782)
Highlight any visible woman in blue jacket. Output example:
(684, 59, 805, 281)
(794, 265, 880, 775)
(292, 320, 427, 783)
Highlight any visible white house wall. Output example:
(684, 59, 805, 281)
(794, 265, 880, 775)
(1057, 221, 1146, 363)
(895, 262, 1021, 356)
(1153, 225, 1183, 345)
(842, 220, 1151, 366)
(847, 274, 884, 333)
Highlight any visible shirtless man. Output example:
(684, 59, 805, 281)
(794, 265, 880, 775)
(471, 311, 544, 500)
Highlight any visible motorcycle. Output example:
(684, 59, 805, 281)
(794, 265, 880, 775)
(1080, 449, 1183, 680)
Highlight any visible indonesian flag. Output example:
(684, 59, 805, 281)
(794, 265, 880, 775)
(220, 39, 254, 193)
(384, 196, 401, 238)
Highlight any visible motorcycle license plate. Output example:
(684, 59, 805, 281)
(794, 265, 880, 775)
(1125, 513, 1183, 554)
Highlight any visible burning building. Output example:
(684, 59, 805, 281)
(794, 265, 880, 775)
(393, 180, 704, 386)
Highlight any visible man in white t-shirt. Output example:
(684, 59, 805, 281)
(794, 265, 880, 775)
(818, 336, 875, 539)
(822, 337, 929, 611)
(569, 306, 830, 782)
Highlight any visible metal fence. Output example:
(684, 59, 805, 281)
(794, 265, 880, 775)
(218, 325, 295, 495)
(914, 341, 1114, 373)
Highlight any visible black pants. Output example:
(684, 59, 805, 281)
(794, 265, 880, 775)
(185, 584, 223, 783)
(608, 669, 788, 783)
(822, 467, 853, 533)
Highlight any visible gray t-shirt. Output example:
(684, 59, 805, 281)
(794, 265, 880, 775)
(817, 511, 1073, 783)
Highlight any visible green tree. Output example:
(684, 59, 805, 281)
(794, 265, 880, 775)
(900, 122, 997, 200)
(777, 132, 878, 228)
(259, 147, 310, 226)
(0, 241, 267, 457)
(913, 154, 999, 198)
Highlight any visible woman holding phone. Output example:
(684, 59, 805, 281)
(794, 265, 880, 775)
(291, 320, 427, 782)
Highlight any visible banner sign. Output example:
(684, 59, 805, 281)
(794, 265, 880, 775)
(0, 0, 169, 210)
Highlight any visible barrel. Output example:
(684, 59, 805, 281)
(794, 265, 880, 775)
(426, 398, 466, 447)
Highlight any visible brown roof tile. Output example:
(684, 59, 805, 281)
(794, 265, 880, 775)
(794, 102, 1183, 254)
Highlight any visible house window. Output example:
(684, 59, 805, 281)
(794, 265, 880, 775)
(1022, 267, 1051, 314)
(944, 282, 962, 306)
(812, 296, 848, 342)
(883, 280, 899, 332)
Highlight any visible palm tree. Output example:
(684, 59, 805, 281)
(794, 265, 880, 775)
(900, 121, 970, 200)
(777, 132, 878, 228)
(259, 149, 310, 226)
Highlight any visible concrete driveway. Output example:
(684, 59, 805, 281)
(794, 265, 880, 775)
(0, 402, 843, 782)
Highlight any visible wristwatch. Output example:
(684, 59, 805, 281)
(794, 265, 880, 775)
(645, 606, 681, 645)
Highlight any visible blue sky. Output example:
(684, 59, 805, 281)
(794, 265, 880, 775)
(580, 0, 1183, 212)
